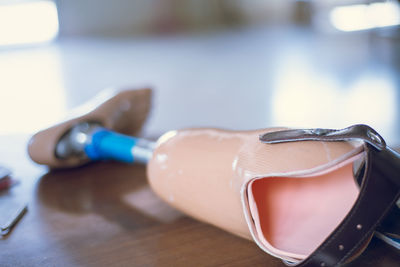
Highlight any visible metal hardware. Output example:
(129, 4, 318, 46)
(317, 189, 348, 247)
(259, 124, 386, 150)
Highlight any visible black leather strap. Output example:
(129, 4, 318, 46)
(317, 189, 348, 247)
(260, 125, 400, 267)
(297, 146, 400, 267)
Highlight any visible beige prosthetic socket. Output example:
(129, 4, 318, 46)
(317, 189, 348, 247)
(147, 128, 363, 262)
(28, 87, 152, 168)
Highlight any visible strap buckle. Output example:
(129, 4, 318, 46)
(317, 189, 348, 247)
(259, 124, 386, 150)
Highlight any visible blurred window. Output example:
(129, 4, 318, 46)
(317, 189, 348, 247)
(330, 1, 400, 31)
(0, 0, 59, 47)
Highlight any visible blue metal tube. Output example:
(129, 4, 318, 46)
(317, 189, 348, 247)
(84, 128, 155, 164)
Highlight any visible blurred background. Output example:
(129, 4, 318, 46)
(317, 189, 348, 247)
(0, 0, 399, 145)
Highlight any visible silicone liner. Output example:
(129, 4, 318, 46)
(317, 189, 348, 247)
(242, 152, 364, 263)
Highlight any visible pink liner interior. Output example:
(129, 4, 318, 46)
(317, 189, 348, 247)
(247, 160, 360, 260)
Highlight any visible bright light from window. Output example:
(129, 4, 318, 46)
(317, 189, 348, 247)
(330, 2, 400, 32)
(0, 0, 59, 46)
(0, 49, 67, 134)
(271, 60, 396, 140)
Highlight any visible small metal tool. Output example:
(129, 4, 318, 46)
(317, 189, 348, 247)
(0, 166, 27, 236)
(0, 203, 27, 236)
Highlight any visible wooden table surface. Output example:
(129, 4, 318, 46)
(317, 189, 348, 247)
(0, 134, 399, 267)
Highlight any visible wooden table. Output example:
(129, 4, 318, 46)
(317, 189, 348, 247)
(0, 134, 399, 267)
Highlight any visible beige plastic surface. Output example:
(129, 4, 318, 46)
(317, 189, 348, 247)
(28, 87, 152, 168)
(147, 128, 359, 240)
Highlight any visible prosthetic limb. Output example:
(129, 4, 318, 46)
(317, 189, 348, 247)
(28, 88, 400, 266)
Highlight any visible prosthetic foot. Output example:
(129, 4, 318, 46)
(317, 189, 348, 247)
(28, 87, 152, 168)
